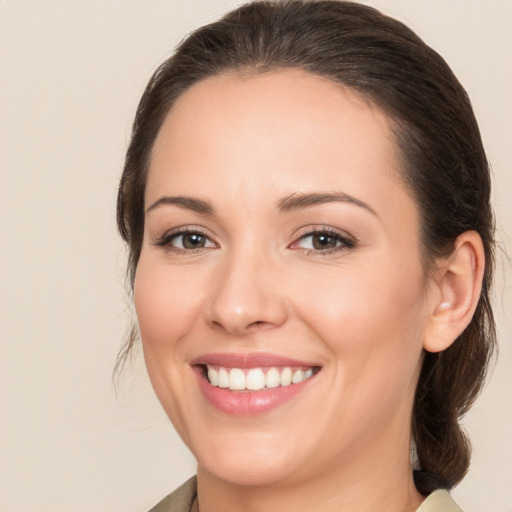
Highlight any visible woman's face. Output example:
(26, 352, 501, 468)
(135, 69, 433, 487)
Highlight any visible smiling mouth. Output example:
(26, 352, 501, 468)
(200, 365, 320, 391)
(192, 354, 322, 414)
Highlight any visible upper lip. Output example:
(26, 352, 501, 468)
(190, 352, 320, 369)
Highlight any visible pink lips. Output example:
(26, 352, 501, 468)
(191, 352, 319, 416)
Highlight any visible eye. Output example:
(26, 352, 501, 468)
(155, 229, 216, 251)
(291, 228, 356, 253)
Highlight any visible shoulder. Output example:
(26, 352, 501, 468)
(416, 489, 463, 512)
(147, 476, 197, 512)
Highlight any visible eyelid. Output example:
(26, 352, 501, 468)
(292, 225, 355, 242)
(153, 225, 218, 250)
(289, 225, 357, 252)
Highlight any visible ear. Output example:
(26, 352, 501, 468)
(423, 231, 485, 353)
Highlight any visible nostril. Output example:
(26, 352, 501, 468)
(247, 320, 275, 331)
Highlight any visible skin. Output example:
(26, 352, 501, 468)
(134, 69, 482, 512)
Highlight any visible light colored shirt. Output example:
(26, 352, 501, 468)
(149, 476, 463, 512)
(417, 489, 463, 512)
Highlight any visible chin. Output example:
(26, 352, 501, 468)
(193, 430, 309, 487)
(200, 455, 296, 488)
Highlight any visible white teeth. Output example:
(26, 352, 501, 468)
(207, 367, 219, 386)
(246, 368, 266, 390)
(280, 367, 292, 386)
(206, 365, 316, 390)
(265, 367, 280, 388)
(218, 368, 229, 388)
(292, 369, 304, 384)
(229, 368, 246, 390)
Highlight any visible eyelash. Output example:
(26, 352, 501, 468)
(290, 227, 356, 255)
(154, 226, 356, 255)
(154, 227, 217, 254)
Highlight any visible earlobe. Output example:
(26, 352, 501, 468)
(423, 231, 485, 353)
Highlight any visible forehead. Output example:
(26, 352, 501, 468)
(147, 69, 411, 219)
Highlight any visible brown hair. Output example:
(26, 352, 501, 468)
(116, 0, 496, 494)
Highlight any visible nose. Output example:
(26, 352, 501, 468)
(204, 249, 288, 336)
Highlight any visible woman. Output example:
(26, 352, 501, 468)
(116, 1, 496, 511)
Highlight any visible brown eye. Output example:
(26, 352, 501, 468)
(292, 229, 356, 253)
(311, 233, 338, 250)
(157, 230, 216, 251)
(181, 232, 208, 249)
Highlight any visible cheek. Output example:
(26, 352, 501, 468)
(132, 256, 208, 444)
(293, 257, 427, 382)
(133, 257, 204, 354)
(302, 265, 426, 442)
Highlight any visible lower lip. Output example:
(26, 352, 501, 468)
(194, 367, 317, 416)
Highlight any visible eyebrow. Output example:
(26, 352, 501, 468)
(277, 192, 377, 216)
(145, 191, 377, 217)
(145, 196, 214, 215)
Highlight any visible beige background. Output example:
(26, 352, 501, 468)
(0, 1, 510, 511)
